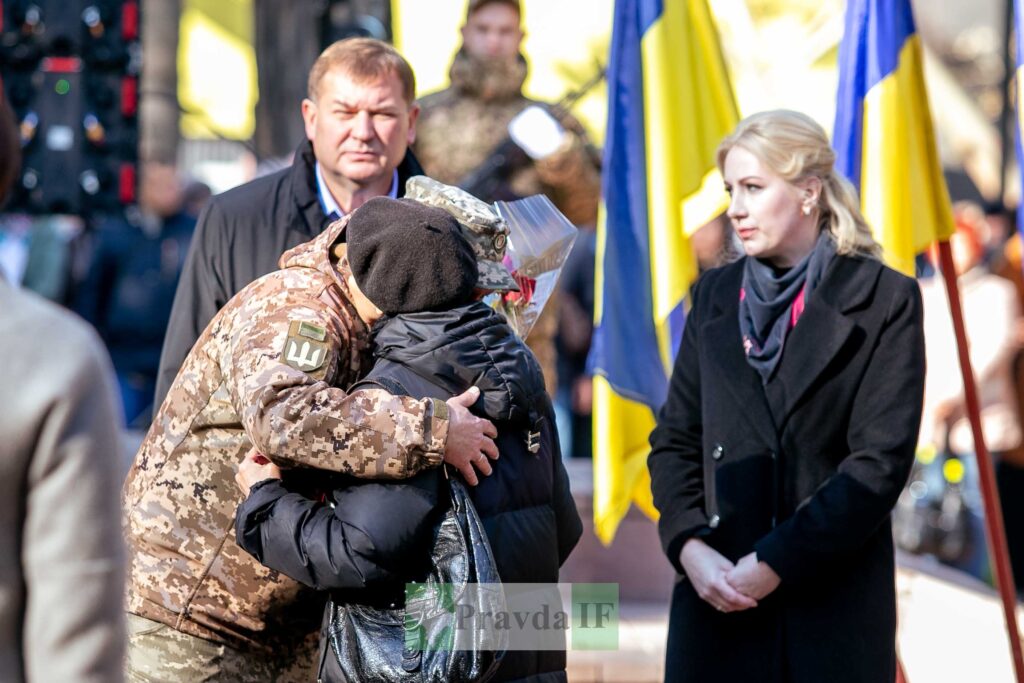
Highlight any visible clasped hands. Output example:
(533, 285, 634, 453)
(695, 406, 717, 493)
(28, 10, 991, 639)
(679, 537, 781, 614)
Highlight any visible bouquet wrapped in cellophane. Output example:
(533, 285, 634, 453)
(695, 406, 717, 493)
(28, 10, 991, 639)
(488, 194, 578, 339)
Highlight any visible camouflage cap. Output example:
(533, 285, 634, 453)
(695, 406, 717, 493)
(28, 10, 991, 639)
(405, 176, 519, 292)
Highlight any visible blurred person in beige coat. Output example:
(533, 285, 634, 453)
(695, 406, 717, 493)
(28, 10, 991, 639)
(0, 89, 126, 680)
(920, 203, 1024, 588)
(918, 206, 1021, 457)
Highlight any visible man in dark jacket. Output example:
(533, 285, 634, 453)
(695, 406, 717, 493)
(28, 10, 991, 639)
(236, 190, 582, 683)
(74, 162, 196, 427)
(155, 37, 424, 408)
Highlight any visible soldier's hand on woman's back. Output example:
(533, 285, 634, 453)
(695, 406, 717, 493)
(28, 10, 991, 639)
(444, 386, 499, 486)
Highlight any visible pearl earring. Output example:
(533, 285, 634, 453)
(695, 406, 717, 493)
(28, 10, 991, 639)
(802, 204, 811, 216)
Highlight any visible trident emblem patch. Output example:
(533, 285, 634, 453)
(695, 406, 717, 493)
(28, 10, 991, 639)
(282, 320, 330, 379)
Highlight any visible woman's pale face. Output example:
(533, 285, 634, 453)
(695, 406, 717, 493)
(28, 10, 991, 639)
(723, 146, 820, 268)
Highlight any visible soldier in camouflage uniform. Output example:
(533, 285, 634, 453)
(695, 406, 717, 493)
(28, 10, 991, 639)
(122, 196, 501, 681)
(412, 0, 601, 395)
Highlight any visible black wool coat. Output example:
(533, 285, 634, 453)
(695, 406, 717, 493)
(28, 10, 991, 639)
(649, 254, 925, 683)
(153, 141, 424, 408)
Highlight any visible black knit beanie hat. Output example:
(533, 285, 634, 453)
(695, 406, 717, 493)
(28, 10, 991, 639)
(346, 196, 479, 315)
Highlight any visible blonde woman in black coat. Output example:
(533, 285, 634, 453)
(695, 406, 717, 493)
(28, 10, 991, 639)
(649, 110, 925, 683)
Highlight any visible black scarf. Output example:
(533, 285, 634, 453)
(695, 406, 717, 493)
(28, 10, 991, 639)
(739, 231, 836, 383)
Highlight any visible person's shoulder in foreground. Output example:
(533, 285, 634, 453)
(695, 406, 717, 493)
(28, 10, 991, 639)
(0, 280, 125, 683)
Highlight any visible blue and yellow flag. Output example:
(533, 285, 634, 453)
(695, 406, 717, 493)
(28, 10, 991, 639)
(589, 0, 738, 544)
(832, 0, 954, 276)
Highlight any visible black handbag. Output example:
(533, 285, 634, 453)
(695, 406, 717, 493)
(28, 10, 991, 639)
(318, 476, 508, 683)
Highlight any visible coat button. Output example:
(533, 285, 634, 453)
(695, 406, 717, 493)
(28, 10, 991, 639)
(711, 444, 724, 461)
(708, 514, 720, 529)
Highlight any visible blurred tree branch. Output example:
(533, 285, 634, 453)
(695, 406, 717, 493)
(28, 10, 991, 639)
(253, 0, 320, 160)
(253, 0, 392, 161)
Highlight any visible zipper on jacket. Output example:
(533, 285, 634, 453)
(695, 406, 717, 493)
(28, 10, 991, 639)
(316, 625, 330, 683)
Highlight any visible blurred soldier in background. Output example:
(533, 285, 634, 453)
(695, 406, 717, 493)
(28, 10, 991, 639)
(413, 0, 602, 395)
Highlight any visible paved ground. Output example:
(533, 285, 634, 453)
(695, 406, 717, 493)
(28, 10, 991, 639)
(566, 601, 667, 682)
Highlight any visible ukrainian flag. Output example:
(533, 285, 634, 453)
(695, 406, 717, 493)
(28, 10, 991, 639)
(832, 0, 954, 276)
(590, 0, 738, 544)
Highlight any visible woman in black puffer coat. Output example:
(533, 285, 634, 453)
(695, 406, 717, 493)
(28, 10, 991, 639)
(236, 195, 582, 683)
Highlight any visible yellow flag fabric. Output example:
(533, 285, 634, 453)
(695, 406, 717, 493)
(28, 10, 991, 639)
(833, 1, 954, 275)
(590, 0, 738, 544)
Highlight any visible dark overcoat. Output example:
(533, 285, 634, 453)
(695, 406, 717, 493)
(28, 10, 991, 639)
(649, 254, 925, 683)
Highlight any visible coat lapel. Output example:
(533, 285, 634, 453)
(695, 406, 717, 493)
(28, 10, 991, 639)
(765, 255, 882, 425)
(289, 145, 424, 242)
(289, 141, 330, 238)
(703, 265, 781, 449)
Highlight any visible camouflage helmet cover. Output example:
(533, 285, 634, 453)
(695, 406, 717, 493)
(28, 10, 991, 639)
(404, 175, 519, 292)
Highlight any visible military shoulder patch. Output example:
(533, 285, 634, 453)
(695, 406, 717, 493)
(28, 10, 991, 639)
(282, 320, 330, 379)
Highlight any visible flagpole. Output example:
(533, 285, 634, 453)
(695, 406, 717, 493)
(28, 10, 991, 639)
(936, 239, 1024, 681)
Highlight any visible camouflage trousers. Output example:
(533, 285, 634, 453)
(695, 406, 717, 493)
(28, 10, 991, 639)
(125, 614, 320, 682)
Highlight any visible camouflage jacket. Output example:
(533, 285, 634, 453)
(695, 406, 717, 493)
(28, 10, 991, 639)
(414, 51, 601, 393)
(123, 217, 448, 650)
